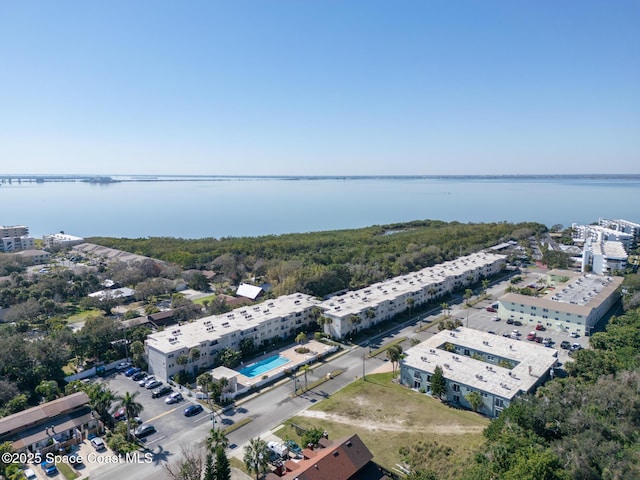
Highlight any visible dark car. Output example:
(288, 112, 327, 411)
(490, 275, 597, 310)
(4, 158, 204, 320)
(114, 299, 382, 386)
(486, 306, 497, 313)
(131, 371, 147, 381)
(513, 320, 523, 326)
(124, 367, 141, 377)
(560, 340, 571, 350)
(134, 424, 156, 438)
(152, 385, 173, 398)
(41, 460, 58, 476)
(183, 404, 204, 417)
(506, 319, 514, 325)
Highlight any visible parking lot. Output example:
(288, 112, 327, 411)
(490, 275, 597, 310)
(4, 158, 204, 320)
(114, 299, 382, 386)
(461, 270, 591, 366)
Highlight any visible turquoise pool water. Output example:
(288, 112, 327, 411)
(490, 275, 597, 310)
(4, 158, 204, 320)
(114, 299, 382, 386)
(239, 355, 291, 378)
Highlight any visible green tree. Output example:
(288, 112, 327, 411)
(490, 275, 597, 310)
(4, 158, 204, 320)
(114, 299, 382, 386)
(431, 365, 447, 399)
(464, 288, 473, 306)
(301, 427, 325, 448)
(295, 332, 307, 344)
(35, 379, 60, 402)
(115, 391, 144, 441)
(482, 279, 490, 297)
(214, 446, 231, 480)
(206, 427, 229, 453)
(203, 453, 215, 480)
(301, 364, 312, 390)
(465, 391, 483, 412)
(386, 344, 403, 376)
(243, 437, 270, 480)
(440, 302, 450, 318)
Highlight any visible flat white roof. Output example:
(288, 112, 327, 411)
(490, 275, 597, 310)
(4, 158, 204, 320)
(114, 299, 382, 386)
(146, 293, 319, 353)
(402, 327, 557, 400)
(319, 251, 505, 318)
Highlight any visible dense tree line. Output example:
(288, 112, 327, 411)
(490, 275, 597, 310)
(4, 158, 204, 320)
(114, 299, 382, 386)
(89, 220, 545, 297)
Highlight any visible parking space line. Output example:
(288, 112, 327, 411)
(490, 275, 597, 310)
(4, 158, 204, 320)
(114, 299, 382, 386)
(144, 434, 167, 446)
(146, 407, 178, 423)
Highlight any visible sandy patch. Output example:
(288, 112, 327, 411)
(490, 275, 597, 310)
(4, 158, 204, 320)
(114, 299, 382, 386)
(297, 409, 484, 435)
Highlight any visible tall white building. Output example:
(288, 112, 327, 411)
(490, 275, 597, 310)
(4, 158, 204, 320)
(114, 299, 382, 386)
(0, 225, 34, 252)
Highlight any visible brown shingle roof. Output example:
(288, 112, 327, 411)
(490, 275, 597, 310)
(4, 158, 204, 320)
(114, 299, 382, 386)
(0, 392, 90, 438)
(268, 434, 374, 480)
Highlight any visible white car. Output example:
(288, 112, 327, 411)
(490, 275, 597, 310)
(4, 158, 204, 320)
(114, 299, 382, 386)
(165, 392, 183, 404)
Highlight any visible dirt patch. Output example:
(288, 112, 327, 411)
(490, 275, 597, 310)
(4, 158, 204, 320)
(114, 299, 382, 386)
(298, 409, 484, 435)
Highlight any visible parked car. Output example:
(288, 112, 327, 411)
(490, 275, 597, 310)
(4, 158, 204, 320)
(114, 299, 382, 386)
(124, 367, 141, 377)
(183, 404, 204, 417)
(534, 336, 542, 343)
(67, 451, 84, 468)
(145, 380, 162, 390)
(542, 337, 553, 345)
(526, 331, 537, 341)
(165, 392, 183, 404)
(91, 437, 106, 451)
(117, 361, 132, 371)
(134, 424, 156, 438)
(506, 319, 514, 325)
(113, 406, 127, 421)
(486, 306, 497, 313)
(535, 324, 545, 331)
(570, 331, 579, 338)
(138, 374, 154, 386)
(571, 343, 583, 351)
(41, 460, 58, 476)
(152, 385, 173, 398)
(513, 320, 523, 326)
(132, 371, 147, 382)
(491, 316, 500, 322)
(23, 468, 37, 479)
(560, 340, 571, 350)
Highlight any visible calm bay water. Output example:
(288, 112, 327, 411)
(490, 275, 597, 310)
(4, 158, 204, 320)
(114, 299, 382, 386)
(2, 176, 639, 239)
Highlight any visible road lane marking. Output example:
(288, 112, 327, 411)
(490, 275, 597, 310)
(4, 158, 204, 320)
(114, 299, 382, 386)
(144, 435, 167, 446)
(145, 407, 178, 423)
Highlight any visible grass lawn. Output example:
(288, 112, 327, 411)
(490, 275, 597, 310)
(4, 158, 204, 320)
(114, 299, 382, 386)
(277, 372, 489, 479)
(65, 308, 103, 322)
(192, 294, 217, 306)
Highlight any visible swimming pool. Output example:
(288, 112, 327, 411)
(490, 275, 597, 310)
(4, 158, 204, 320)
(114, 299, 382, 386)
(238, 355, 291, 378)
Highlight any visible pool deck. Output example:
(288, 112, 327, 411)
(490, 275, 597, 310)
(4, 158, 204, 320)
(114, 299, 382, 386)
(235, 340, 333, 388)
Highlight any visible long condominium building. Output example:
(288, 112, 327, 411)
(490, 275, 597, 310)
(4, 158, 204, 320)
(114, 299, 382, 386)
(317, 251, 507, 339)
(146, 293, 321, 381)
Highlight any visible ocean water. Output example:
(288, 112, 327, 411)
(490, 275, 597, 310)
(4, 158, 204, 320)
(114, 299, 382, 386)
(1, 176, 639, 239)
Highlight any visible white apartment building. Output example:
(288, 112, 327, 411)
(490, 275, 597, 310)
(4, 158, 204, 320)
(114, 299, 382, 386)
(43, 233, 85, 249)
(400, 327, 558, 418)
(0, 225, 34, 253)
(145, 293, 320, 381)
(317, 251, 507, 339)
(498, 269, 623, 336)
(598, 218, 640, 243)
(572, 222, 635, 274)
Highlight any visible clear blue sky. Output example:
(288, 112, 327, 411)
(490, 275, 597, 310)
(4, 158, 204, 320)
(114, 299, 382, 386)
(1, 1, 638, 176)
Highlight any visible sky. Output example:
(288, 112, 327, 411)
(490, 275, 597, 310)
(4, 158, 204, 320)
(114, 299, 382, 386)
(0, 1, 638, 176)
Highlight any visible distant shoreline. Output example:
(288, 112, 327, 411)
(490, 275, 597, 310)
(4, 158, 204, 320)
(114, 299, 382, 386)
(1, 173, 640, 185)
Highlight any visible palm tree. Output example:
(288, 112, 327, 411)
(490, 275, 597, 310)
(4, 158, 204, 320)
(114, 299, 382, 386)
(86, 383, 116, 427)
(295, 332, 307, 344)
(115, 391, 144, 440)
(176, 354, 189, 372)
(482, 279, 490, 298)
(206, 427, 229, 452)
(301, 364, 312, 391)
(386, 344, 403, 377)
(464, 288, 473, 306)
(243, 437, 270, 480)
(218, 376, 229, 404)
(406, 297, 415, 314)
(440, 302, 450, 318)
